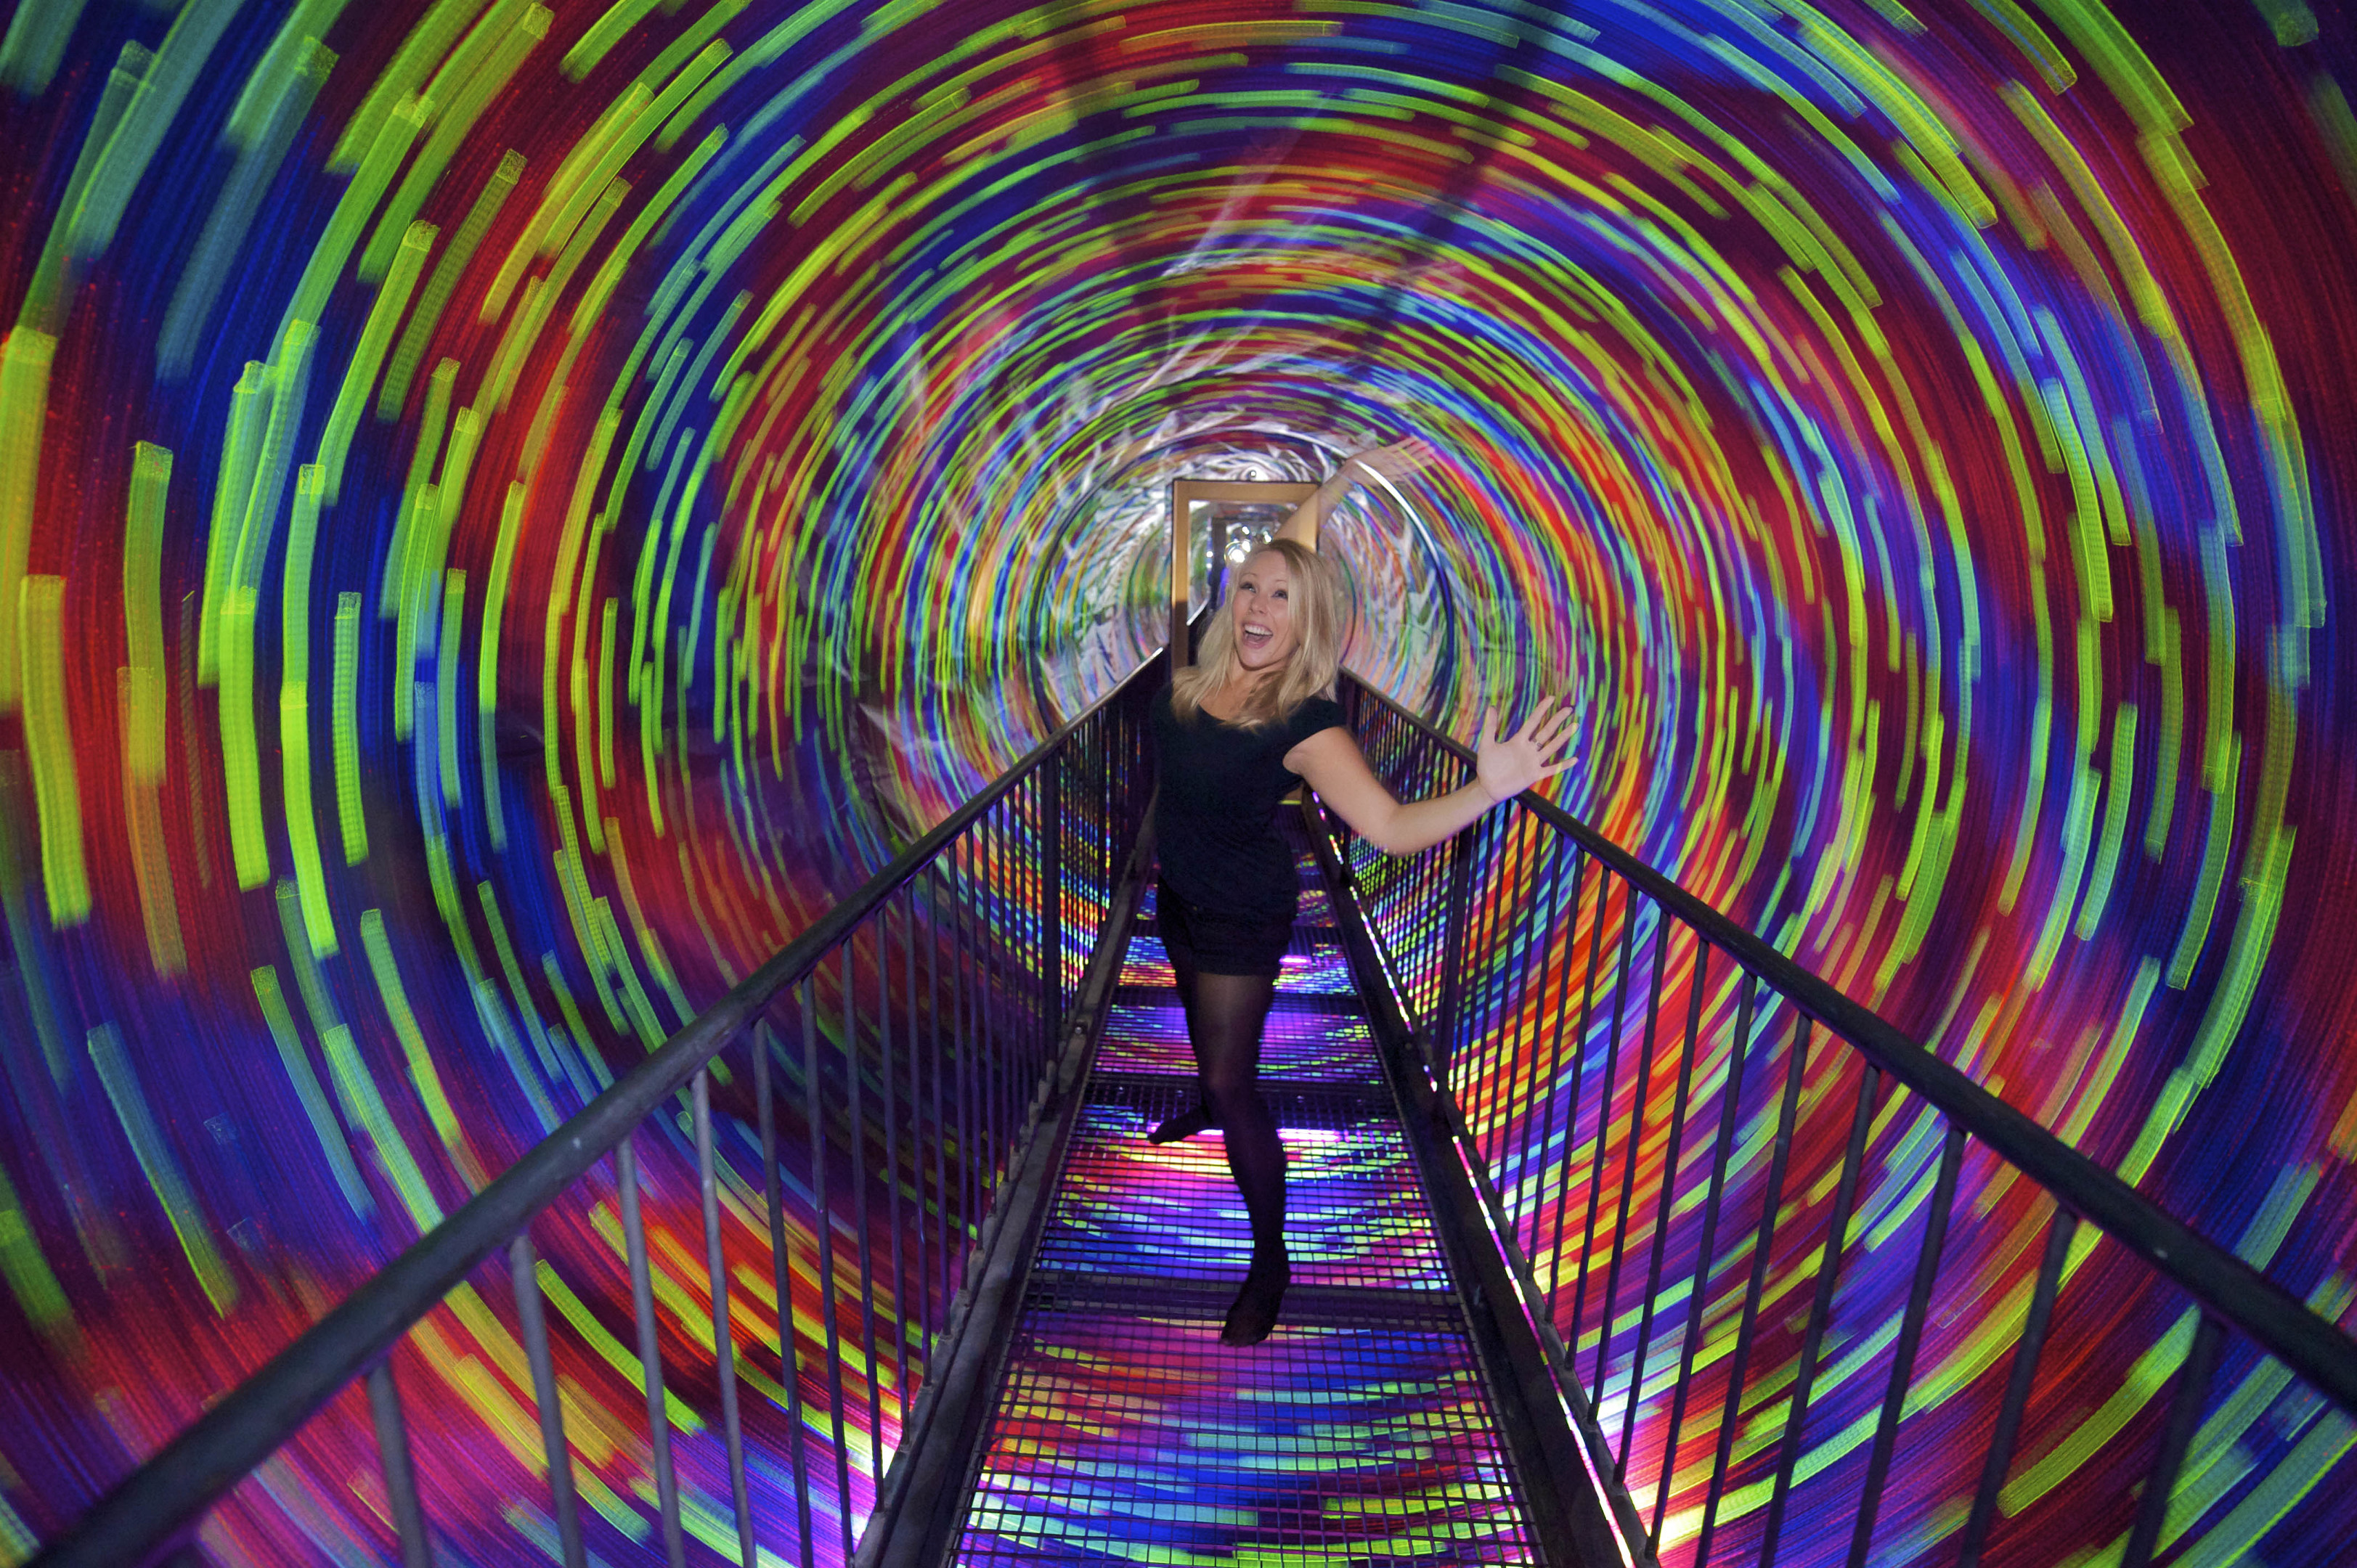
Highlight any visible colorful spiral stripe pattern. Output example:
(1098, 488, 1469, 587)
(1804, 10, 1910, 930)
(0, 0, 2352, 1561)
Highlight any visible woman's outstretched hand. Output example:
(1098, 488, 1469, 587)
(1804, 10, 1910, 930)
(1348, 437, 1443, 483)
(1477, 695, 1577, 804)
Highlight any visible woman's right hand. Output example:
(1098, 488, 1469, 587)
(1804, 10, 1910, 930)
(1476, 695, 1577, 803)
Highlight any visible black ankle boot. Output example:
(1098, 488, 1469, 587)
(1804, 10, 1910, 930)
(1148, 1103, 1216, 1143)
(1221, 1250, 1290, 1345)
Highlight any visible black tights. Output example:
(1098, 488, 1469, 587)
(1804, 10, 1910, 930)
(1152, 958, 1289, 1341)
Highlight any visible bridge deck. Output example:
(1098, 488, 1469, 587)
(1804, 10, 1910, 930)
(952, 867, 1541, 1564)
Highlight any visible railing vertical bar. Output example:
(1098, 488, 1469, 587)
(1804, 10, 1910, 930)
(1417, 805, 1447, 1016)
(1379, 709, 1404, 995)
(1009, 787, 1026, 1093)
(1104, 724, 1118, 937)
(754, 1025, 818, 1568)
(1103, 724, 1114, 943)
(802, 977, 855, 1558)
(1396, 800, 1429, 995)
(1956, 1207, 2077, 1568)
(1651, 968, 1761, 1555)
(2121, 1312, 2228, 1568)
(978, 807, 1001, 1193)
(956, 837, 977, 1251)
(692, 1066, 757, 1567)
(1431, 735, 1468, 1023)
(1103, 731, 1116, 947)
(1846, 1116, 1966, 1568)
(1345, 709, 1375, 923)
(1054, 761, 1066, 998)
(1474, 812, 1531, 1173)
(1466, 811, 1514, 1116)
(365, 1358, 433, 1568)
(1027, 774, 1039, 1044)
(1491, 819, 1549, 1224)
(1391, 718, 1428, 1008)
(1550, 854, 1611, 1313)
(876, 895, 910, 1434)
(1497, 832, 1562, 1249)
(1018, 785, 1034, 1114)
(1016, 792, 1031, 1127)
(1454, 807, 1491, 1091)
(615, 1134, 685, 1567)
(1520, 835, 1576, 1247)
(1571, 881, 1641, 1382)
(1003, 797, 1018, 1164)
(1041, 762, 1059, 1040)
(903, 883, 930, 1371)
(1004, 796, 1022, 1136)
(998, 799, 1017, 1167)
(1452, 808, 1501, 1146)
(508, 1233, 587, 1568)
(1039, 764, 1056, 1026)
(1532, 849, 1589, 1320)
(842, 940, 885, 1496)
(1595, 909, 1673, 1408)
(973, 812, 995, 1198)
(1694, 1013, 1813, 1568)
(1054, 765, 1065, 1016)
(1356, 703, 1379, 931)
(1619, 929, 1709, 1479)
(1034, 772, 1050, 1061)
(1430, 792, 1478, 1080)
(1364, 747, 1404, 965)
(1012, 793, 1026, 1121)
(1757, 1060, 1883, 1568)
(926, 869, 951, 1329)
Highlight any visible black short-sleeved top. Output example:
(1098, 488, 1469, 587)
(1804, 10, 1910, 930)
(1152, 686, 1348, 918)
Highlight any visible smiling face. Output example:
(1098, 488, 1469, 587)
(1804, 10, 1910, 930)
(1228, 548, 1300, 673)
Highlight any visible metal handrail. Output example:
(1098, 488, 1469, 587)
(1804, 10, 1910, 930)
(33, 654, 1164, 1568)
(1342, 676, 2357, 1417)
(1330, 671, 2357, 1568)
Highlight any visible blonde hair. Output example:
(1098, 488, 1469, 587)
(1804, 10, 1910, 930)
(1172, 537, 1348, 728)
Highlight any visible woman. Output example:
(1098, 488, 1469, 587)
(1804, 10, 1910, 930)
(1149, 534, 1574, 1344)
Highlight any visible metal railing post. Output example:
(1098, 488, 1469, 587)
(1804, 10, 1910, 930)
(1042, 752, 1063, 1037)
(364, 1359, 431, 1568)
(1428, 814, 1477, 1087)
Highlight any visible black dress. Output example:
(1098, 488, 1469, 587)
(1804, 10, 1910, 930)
(1150, 686, 1347, 977)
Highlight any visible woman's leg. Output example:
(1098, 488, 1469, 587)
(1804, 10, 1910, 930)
(1187, 969, 1289, 1343)
(1148, 899, 1215, 1143)
(1144, 892, 1290, 1340)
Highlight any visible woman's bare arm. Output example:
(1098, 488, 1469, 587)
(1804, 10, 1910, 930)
(1285, 697, 1576, 856)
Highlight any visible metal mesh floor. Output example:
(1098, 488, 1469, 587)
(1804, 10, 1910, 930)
(1036, 1087, 1450, 1292)
(955, 871, 1537, 1564)
(1090, 999, 1382, 1082)
(958, 1312, 1533, 1565)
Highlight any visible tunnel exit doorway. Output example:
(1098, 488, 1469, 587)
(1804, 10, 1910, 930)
(1168, 478, 1321, 677)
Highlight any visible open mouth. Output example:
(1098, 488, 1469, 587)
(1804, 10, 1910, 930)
(1240, 623, 1274, 652)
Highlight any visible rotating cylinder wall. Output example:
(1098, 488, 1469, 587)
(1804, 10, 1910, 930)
(0, 1, 2350, 1562)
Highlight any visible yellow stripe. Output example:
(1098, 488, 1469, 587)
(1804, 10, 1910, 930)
(0, 330, 55, 713)
(18, 578, 86, 922)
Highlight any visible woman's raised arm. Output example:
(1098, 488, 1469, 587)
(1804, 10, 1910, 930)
(1274, 439, 1441, 543)
(1286, 696, 1576, 857)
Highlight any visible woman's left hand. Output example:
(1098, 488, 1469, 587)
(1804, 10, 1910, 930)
(1477, 695, 1577, 803)
(1348, 438, 1443, 483)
